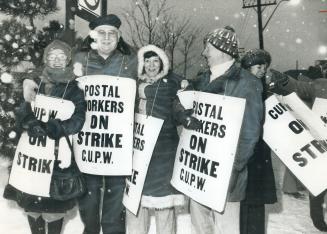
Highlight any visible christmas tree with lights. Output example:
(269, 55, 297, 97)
(0, 0, 61, 159)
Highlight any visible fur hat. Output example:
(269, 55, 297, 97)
(89, 14, 121, 30)
(241, 49, 271, 69)
(137, 45, 169, 81)
(43, 39, 72, 64)
(204, 26, 239, 58)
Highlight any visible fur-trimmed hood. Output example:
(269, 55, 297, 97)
(137, 45, 169, 82)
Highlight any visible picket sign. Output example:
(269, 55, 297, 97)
(263, 93, 327, 196)
(122, 113, 164, 215)
(9, 95, 75, 197)
(74, 75, 136, 175)
(171, 91, 246, 212)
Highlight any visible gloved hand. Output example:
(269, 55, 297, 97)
(46, 119, 64, 140)
(180, 109, 202, 130)
(27, 120, 47, 138)
(268, 69, 289, 89)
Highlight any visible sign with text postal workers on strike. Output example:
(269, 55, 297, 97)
(123, 113, 164, 215)
(9, 95, 75, 197)
(74, 75, 136, 175)
(263, 93, 327, 196)
(171, 91, 246, 212)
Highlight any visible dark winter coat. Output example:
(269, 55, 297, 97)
(4, 68, 86, 213)
(243, 139, 277, 204)
(138, 72, 182, 198)
(74, 49, 137, 79)
(136, 45, 184, 208)
(190, 62, 264, 202)
(276, 75, 327, 101)
(74, 48, 137, 225)
(243, 82, 277, 205)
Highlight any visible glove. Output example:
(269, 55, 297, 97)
(180, 109, 202, 130)
(46, 119, 64, 140)
(268, 69, 289, 89)
(27, 120, 47, 138)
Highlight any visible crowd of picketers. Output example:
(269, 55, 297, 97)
(3, 13, 327, 234)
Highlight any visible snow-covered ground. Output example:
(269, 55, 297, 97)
(0, 156, 325, 234)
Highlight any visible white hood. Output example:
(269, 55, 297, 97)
(137, 44, 170, 81)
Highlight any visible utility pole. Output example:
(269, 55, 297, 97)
(242, 0, 277, 49)
(257, 0, 264, 49)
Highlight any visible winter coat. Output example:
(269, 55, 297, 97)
(243, 82, 277, 205)
(189, 62, 264, 202)
(244, 139, 277, 204)
(74, 49, 137, 79)
(136, 45, 184, 208)
(276, 75, 327, 101)
(4, 67, 86, 213)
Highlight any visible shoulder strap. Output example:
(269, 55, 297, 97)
(58, 124, 75, 158)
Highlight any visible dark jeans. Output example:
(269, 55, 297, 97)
(240, 203, 265, 234)
(78, 174, 126, 234)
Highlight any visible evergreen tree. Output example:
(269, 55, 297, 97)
(0, 1, 61, 159)
(0, 0, 58, 27)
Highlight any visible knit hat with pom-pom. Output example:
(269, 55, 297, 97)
(204, 26, 239, 58)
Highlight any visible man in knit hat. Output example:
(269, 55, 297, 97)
(186, 26, 263, 234)
(74, 14, 137, 234)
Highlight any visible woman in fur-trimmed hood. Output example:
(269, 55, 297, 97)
(126, 45, 185, 234)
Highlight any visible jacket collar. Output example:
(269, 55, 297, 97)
(199, 62, 242, 93)
(88, 49, 121, 63)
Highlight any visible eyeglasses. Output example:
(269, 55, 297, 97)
(96, 30, 118, 38)
(47, 54, 68, 61)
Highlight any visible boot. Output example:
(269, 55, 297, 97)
(310, 191, 327, 232)
(47, 218, 64, 234)
(27, 215, 46, 234)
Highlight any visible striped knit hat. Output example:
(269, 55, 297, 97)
(204, 26, 239, 58)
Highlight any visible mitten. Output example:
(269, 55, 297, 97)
(180, 109, 202, 130)
(46, 119, 64, 140)
(27, 120, 47, 138)
(23, 79, 38, 103)
(269, 69, 289, 89)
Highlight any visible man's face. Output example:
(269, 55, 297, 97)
(144, 56, 161, 78)
(202, 42, 225, 67)
(94, 25, 120, 56)
(47, 49, 67, 69)
(250, 64, 267, 79)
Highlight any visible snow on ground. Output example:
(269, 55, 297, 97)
(0, 156, 325, 234)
